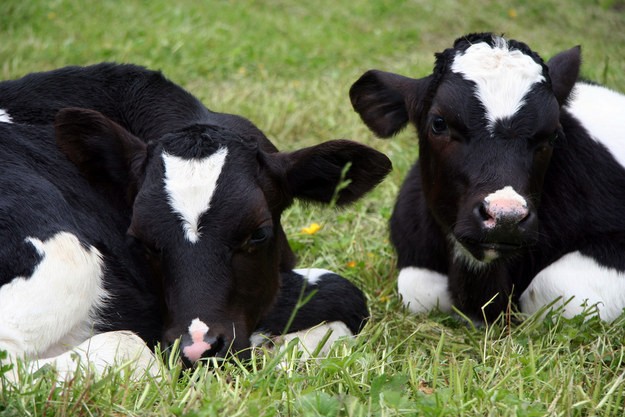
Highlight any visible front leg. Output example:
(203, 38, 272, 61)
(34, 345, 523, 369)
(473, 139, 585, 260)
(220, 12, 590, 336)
(519, 251, 625, 322)
(255, 269, 368, 356)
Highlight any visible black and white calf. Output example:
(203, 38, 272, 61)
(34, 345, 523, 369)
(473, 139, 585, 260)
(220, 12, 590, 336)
(0, 63, 391, 375)
(350, 33, 625, 322)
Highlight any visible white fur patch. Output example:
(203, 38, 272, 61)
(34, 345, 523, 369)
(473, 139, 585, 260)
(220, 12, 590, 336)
(519, 251, 625, 322)
(566, 82, 625, 168)
(293, 268, 333, 285)
(484, 186, 527, 207)
(162, 147, 228, 243)
(451, 37, 545, 130)
(0, 109, 12, 123)
(277, 321, 353, 363)
(0, 232, 108, 358)
(397, 266, 453, 313)
(3, 331, 160, 383)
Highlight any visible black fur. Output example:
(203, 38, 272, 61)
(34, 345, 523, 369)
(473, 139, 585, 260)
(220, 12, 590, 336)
(350, 33, 624, 321)
(0, 63, 390, 360)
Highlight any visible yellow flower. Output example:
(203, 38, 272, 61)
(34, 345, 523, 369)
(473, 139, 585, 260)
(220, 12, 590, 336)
(301, 222, 322, 235)
(346, 260, 357, 268)
(508, 8, 518, 19)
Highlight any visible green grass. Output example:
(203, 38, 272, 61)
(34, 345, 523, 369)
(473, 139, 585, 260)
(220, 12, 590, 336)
(1, 0, 625, 415)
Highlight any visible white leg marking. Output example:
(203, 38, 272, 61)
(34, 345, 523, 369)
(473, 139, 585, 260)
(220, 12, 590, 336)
(519, 251, 625, 322)
(0, 109, 12, 123)
(162, 147, 228, 243)
(293, 268, 333, 285)
(451, 36, 545, 130)
(3, 331, 159, 383)
(397, 267, 453, 313)
(0, 232, 108, 358)
(566, 82, 625, 168)
(276, 321, 353, 362)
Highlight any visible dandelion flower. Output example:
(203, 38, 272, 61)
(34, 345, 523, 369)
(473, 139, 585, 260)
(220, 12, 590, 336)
(301, 222, 321, 235)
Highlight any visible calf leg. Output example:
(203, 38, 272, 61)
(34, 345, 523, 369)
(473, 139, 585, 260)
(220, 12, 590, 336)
(255, 269, 368, 356)
(519, 251, 625, 322)
(397, 266, 453, 314)
(0, 232, 107, 359)
(2, 331, 159, 383)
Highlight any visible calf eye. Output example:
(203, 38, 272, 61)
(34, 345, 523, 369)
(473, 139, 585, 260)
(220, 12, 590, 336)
(249, 226, 273, 246)
(431, 116, 448, 135)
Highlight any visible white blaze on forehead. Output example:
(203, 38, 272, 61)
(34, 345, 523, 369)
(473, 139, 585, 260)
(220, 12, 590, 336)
(163, 147, 228, 243)
(0, 109, 13, 123)
(451, 37, 545, 129)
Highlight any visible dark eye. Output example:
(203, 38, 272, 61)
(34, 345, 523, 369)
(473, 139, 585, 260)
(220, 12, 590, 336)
(248, 226, 273, 246)
(431, 116, 448, 135)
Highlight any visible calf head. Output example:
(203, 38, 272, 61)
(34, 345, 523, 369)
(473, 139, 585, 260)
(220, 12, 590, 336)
(55, 108, 391, 364)
(350, 33, 580, 266)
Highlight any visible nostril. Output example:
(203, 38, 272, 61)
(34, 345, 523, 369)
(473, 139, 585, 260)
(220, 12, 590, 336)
(476, 203, 492, 222)
(518, 210, 534, 227)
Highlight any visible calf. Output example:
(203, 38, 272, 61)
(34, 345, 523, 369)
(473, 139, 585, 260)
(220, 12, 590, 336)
(0, 63, 391, 373)
(350, 33, 625, 322)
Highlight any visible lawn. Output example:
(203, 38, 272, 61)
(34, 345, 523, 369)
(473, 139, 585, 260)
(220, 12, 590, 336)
(1, 0, 625, 415)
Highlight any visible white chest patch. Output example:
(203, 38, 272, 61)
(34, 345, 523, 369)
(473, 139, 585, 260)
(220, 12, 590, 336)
(451, 38, 545, 130)
(0, 109, 13, 123)
(162, 147, 228, 243)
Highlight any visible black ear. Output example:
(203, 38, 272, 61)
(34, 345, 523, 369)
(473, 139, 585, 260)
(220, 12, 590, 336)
(283, 139, 392, 205)
(55, 107, 147, 201)
(547, 46, 581, 105)
(349, 70, 431, 138)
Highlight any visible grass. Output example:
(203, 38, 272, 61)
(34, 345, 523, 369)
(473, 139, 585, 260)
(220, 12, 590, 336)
(1, 0, 625, 415)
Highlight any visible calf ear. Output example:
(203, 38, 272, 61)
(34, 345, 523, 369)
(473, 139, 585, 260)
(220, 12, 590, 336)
(350, 70, 431, 138)
(283, 139, 392, 205)
(547, 46, 581, 105)
(55, 108, 147, 201)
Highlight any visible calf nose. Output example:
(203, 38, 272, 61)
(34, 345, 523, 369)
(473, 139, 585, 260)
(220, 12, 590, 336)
(177, 318, 226, 365)
(477, 186, 529, 229)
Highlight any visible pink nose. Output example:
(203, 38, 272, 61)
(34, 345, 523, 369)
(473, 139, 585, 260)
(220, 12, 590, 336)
(481, 186, 529, 228)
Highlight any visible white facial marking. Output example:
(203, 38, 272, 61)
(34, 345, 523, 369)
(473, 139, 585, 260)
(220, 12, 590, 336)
(483, 185, 528, 227)
(0, 232, 108, 358)
(484, 185, 527, 206)
(566, 82, 625, 169)
(187, 317, 209, 340)
(162, 147, 228, 243)
(0, 109, 12, 123)
(183, 318, 212, 362)
(451, 37, 545, 130)
(520, 251, 625, 322)
(397, 267, 453, 313)
(293, 268, 333, 285)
